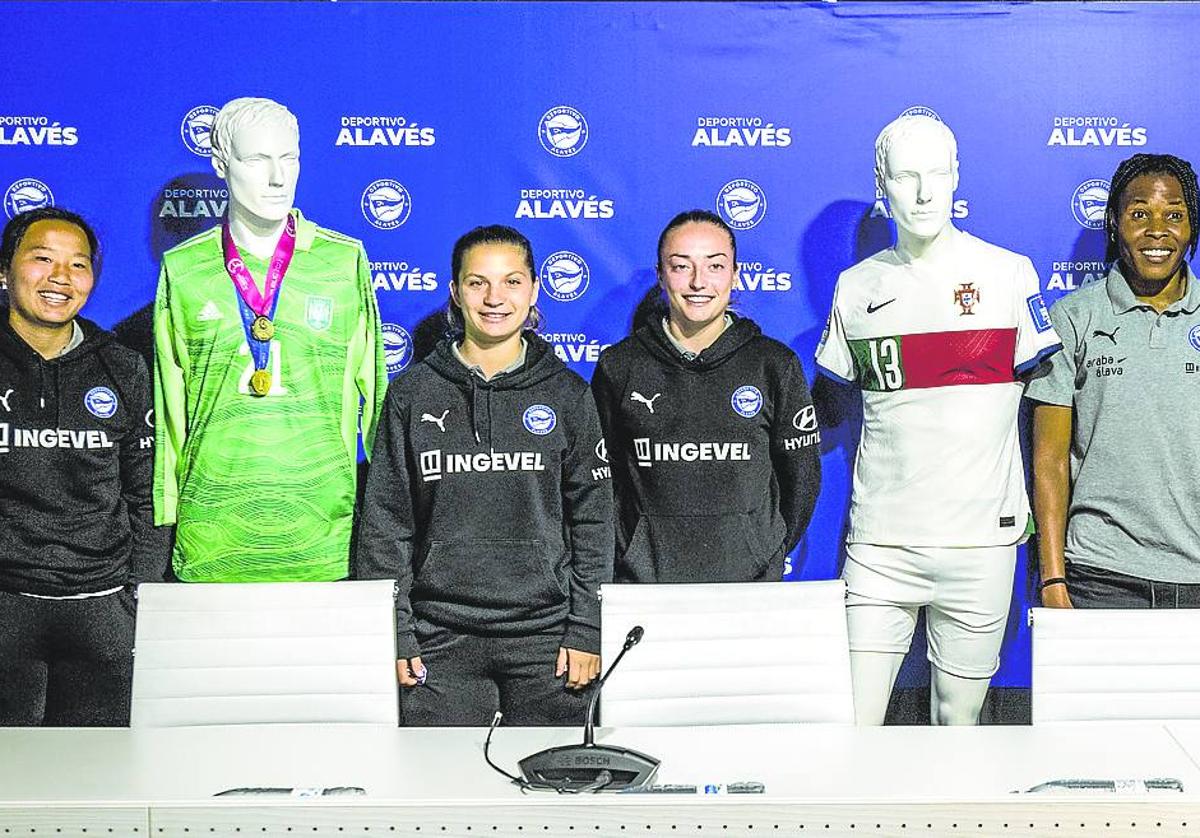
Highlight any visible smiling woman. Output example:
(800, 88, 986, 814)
(592, 209, 821, 586)
(0, 207, 169, 727)
(355, 225, 615, 727)
(1029, 152, 1200, 612)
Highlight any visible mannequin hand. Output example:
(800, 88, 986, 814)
(556, 647, 600, 690)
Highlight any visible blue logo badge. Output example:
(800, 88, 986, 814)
(539, 251, 590, 302)
(85, 386, 118, 419)
(731, 385, 763, 418)
(1188, 324, 1200, 353)
(1071, 179, 1110, 230)
(361, 179, 412, 230)
(716, 179, 767, 231)
(538, 106, 589, 157)
(899, 105, 942, 121)
(4, 178, 54, 220)
(381, 322, 413, 376)
(523, 404, 557, 435)
(180, 105, 219, 157)
(1026, 293, 1053, 334)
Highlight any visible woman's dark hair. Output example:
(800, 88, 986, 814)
(0, 207, 101, 278)
(1105, 153, 1199, 264)
(655, 209, 737, 270)
(445, 224, 541, 334)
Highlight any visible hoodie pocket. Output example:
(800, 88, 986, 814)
(416, 539, 566, 611)
(618, 509, 780, 583)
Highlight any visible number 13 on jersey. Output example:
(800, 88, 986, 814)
(849, 337, 905, 391)
(237, 340, 288, 396)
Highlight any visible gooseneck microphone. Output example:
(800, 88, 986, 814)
(512, 625, 660, 792)
(583, 624, 643, 747)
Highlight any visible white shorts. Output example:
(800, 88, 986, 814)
(841, 543, 1017, 679)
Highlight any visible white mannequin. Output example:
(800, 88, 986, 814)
(209, 97, 300, 260)
(852, 115, 990, 727)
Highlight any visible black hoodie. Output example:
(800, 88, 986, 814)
(592, 314, 821, 583)
(355, 334, 613, 658)
(0, 309, 169, 596)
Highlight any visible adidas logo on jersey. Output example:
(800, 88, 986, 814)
(196, 301, 223, 322)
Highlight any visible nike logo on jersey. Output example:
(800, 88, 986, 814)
(0, 389, 12, 412)
(420, 410, 450, 433)
(866, 299, 896, 314)
(1092, 327, 1120, 344)
(197, 301, 223, 322)
(630, 391, 661, 413)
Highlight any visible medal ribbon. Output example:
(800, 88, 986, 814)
(222, 213, 297, 372)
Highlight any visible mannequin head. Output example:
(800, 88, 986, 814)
(875, 115, 959, 244)
(210, 97, 300, 232)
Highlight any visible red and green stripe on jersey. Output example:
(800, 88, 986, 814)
(847, 327, 1017, 392)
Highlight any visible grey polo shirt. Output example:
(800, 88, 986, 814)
(1025, 265, 1200, 582)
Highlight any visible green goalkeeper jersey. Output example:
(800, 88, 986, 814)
(153, 210, 386, 582)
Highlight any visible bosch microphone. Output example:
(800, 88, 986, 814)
(516, 625, 660, 792)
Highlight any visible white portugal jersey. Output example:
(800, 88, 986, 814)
(815, 229, 1061, 547)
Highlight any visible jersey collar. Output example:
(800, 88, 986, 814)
(1107, 262, 1200, 315)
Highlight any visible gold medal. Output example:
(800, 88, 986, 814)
(251, 315, 275, 342)
(249, 369, 272, 396)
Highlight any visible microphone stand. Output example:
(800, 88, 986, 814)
(516, 626, 660, 791)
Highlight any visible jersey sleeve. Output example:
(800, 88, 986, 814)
(769, 352, 821, 565)
(1024, 296, 1079, 407)
(814, 282, 855, 384)
(152, 261, 188, 526)
(353, 383, 420, 658)
(352, 245, 387, 459)
(120, 352, 171, 584)
(1013, 257, 1062, 376)
(558, 386, 615, 654)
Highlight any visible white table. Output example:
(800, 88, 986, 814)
(3, 724, 1200, 836)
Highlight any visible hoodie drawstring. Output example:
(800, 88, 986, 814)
(469, 375, 482, 445)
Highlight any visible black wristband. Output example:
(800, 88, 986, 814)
(1039, 576, 1067, 592)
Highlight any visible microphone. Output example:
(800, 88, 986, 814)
(515, 626, 660, 792)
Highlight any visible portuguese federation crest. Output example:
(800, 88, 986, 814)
(954, 282, 980, 315)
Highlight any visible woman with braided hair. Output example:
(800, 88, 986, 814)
(1028, 153, 1200, 608)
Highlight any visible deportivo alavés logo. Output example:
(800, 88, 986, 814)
(539, 251, 590, 302)
(381, 323, 413, 376)
(0, 115, 79, 147)
(730, 385, 763, 418)
(899, 105, 942, 121)
(516, 400, 552, 434)
(84, 387, 118, 419)
(523, 404, 557, 436)
(539, 106, 589, 157)
(180, 105, 219, 157)
(361, 180, 412, 230)
(1072, 179, 1110, 230)
(4, 178, 54, 219)
(716, 179, 767, 230)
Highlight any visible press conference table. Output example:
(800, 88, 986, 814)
(5, 723, 1200, 837)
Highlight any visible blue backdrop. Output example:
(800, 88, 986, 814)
(1, 1, 1189, 689)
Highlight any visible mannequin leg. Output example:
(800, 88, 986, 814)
(930, 665, 990, 726)
(849, 650, 905, 726)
